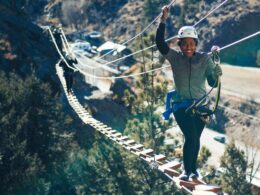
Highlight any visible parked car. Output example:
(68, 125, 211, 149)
(87, 31, 101, 39)
(213, 135, 226, 143)
(71, 42, 92, 52)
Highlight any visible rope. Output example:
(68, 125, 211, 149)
(109, 30, 260, 79)
(96, 0, 177, 61)
(192, 0, 229, 27)
(218, 104, 260, 122)
(60, 28, 115, 71)
(57, 0, 230, 76)
(49, 27, 109, 79)
(51, 28, 260, 80)
(101, 0, 229, 66)
(48, 27, 260, 80)
(218, 31, 260, 52)
(48, 28, 77, 71)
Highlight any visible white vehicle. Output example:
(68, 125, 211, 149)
(87, 31, 101, 39)
(71, 42, 91, 52)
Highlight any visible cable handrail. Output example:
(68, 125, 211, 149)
(60, 29, 118, 71)
(96, 0, 177, 61)
(192, 0, 229, 27)
(217, 31, 260, 51)
(60, 0, 229, 70)
(50, 27, 260, 80)
(100, 0, 229, 66)
(48, 28, 77, 71)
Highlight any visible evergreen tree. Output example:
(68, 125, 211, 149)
(123, 33, 182, 193)
(143, 0, 169, 24)
(197, 146, 211, 170)
(0, 72, 74, 193)
(220, 142, 252, 194)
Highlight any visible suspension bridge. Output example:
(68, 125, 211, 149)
(47, 0, 260, 193)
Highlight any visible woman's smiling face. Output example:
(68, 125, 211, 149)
(179, 38, 197, 58)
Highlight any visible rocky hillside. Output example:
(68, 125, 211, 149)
(39, 0, 260, 66)
(0, 3, 59, 85)
(2, 1, 259, 67)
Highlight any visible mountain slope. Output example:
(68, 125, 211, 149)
(0, 4, 58, 83)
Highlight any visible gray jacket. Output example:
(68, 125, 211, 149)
(164, 49, 217, 99)
(156, 22, 217, 100)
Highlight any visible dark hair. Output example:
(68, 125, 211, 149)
(177, 38, 198, 47)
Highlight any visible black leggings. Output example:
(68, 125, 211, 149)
(64, 72, 74, 91)
(174, 109, 205, 174)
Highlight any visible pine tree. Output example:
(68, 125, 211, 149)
(220, 142, 252, 194)
(0, 72, 74, 193)
(123, 33, 183, 193)
(143, 0, 169, 24)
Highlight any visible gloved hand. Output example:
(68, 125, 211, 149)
(161, 6, 169, 22)
(215, 64, 222, 77)
(211, 45, 220, 53)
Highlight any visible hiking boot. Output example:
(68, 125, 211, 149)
(178, 171, 190, 181)
(190, 170, 199, 179)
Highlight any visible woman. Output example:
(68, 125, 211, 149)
(156, 6, 222, 181)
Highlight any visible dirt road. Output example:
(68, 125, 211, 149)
(221, 64, 260, 103)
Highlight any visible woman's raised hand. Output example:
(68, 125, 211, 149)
(161, 6, 169, 22)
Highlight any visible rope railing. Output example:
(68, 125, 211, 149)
(192, 0, 229, 27)
(50, 28, 260, 80)
(59, 0, 229, 71)
(98, 0, 230, 66)
(60, 29, 119, 73)
(96, 0, 177, 60)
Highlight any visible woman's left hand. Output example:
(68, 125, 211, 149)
(211, 45, 220, 53)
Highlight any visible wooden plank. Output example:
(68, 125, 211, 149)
(106, 132, 118, 138)
(104, 130, 116, 135)
(116, 136, 129, 142)
(122, 140, 136, 146)
(129, 144, 144, 151)
(158, 161, 181, 171)
(110, 133, 122, 138)
(102, 127, 113, 131)
(164, 168, 180, 177)
(194, 184, 222, 193)
(173, 177, 199, 190)
(136, 149, 154, 157)
(191, 178, 206, 185)
(146, 154, 166, 162)
(99, 125, 109, 128)
(192, 190, 217, 195)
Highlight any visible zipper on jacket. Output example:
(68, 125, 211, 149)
(189, 58, 193, 99)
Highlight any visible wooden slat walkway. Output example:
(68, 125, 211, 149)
(56, 64, 223, 194)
